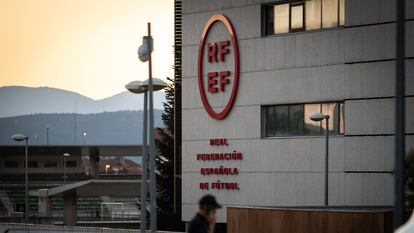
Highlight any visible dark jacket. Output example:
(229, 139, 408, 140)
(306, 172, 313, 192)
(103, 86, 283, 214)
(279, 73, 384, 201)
(188, 213, 209, 233)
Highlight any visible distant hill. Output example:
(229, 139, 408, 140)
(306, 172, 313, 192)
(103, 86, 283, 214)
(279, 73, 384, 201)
(0, 111, 164, 145)
(0, 86, 166, 118)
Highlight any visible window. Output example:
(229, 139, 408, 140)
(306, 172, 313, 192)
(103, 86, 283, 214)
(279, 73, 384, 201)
(263, 102, 344, 137)
(43, 161, 58, 168)
(274, 4, 289, 33)
(262, 0, 345, 36)
(24, 161, 38, 168)
(290, 3, 305, 32)
(4, 161, 19, 168)
(66, 161, 77, 168)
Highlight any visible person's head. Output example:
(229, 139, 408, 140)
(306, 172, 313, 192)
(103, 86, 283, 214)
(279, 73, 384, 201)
(198, 194, 221, 219)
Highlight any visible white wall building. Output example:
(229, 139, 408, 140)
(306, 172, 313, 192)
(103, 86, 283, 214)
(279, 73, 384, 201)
(181, 0, 414, 223)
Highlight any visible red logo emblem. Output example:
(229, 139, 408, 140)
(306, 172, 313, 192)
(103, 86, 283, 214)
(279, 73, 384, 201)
(198, 14, 240, 120)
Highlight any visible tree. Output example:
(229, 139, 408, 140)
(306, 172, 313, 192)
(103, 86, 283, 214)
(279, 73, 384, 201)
(155, 77, 184, 231)
(406, 149, 414, 208)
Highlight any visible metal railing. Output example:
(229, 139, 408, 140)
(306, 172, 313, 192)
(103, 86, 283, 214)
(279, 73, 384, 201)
(0, 223, 183, 233)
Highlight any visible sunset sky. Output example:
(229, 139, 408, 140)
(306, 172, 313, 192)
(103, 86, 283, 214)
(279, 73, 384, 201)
(0, 0, 173, 99)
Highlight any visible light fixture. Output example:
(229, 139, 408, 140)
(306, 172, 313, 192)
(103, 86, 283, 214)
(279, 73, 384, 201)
(309, 112, 327, 122)
(11, 134, 28, 141)
(140, 78, 168, 91)
(138, 36, 153, 62)
(125, 80, 146, 94)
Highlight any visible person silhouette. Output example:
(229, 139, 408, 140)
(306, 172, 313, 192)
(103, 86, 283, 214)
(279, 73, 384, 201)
(188, 195, 222, 233)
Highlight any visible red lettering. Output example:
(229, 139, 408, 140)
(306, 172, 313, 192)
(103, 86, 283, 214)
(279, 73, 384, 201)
(209, 138, 229, 146)
(219, 71, 230, 92)
(219, 41, 230, 62)
(200, 183, 209, 190)
(207, 72, 218, 93)
(207, 42, 217, 63)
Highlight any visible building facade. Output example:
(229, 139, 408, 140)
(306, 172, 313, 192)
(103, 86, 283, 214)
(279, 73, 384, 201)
(181, 0, 414, 223)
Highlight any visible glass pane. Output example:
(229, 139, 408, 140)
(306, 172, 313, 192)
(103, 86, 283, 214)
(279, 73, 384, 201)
(275, 106, 289, 136)
(304, 104, 321, 135)
(274, 4, 289, 33)
(339, 0, 345, 26)
(340, 102, 345, 134)
(322, 0, 338, 28)
(67, 161, 77, 167)
(44, 161, 58, 168)
(289, 105, 304, 135)
(322, 103, 339, 134)
(265, 5, 274, 35)
(266, 106, 275, 136)
(291, 5, 304, 30)
(5, 161, 19, 168)
(27, 161, 38, 168)
(306, 0, 322, 30)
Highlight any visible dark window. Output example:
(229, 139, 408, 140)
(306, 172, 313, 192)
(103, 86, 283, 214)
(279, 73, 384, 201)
(24, 161, 38, 168)
(66, 161, 77, 168)
(4, 161, 19, 168)
(264, 102, 344, 137)
(262, 0, 345, 36)
(43, 161, 58, 168)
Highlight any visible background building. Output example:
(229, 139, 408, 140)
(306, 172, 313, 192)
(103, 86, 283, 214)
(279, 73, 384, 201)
(0, 145, 142, 227)
(181, 0, 414, 225)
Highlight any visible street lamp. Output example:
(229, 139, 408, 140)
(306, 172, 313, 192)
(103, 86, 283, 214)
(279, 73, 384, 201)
(63, 153, 70, 183)
(11, 134, 29, 223)
(309, 112, 330, 206)
(140, 23, 157, 233)
(125, 77, 167, 233)
(82, 132, 87, 145)
(128, 22, 167, 233)
(46, 125, 50, 145)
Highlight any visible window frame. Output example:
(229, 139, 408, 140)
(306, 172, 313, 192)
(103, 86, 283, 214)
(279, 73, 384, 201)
(289, 2, 305, 33)
(262, 101, 345, 138)
(261, 0, 344, 36)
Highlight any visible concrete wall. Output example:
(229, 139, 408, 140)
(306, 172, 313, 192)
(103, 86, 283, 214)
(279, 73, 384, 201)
(182, 0, 414, 223)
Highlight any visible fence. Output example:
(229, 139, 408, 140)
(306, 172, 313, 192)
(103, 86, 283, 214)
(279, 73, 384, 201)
(0, 223, 182, 233)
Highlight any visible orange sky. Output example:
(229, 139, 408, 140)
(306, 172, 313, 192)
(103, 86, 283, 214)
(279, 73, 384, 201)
(0, 0, 173, 99)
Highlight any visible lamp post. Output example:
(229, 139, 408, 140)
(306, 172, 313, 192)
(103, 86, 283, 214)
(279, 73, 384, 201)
(144, 23, 157, 233)
(46, 125, 50, 145)
(126, 80, 149, 232)
(133, 22, 167, 233)
(394, 0, 406, 228)
(126, 78, 167, 233)
(309, 112, 330, 206)
(11, 134, 29, 223)
(63, 153, 70, 183)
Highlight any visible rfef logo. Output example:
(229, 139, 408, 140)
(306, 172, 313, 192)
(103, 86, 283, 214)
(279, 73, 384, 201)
(198, 14, 240, 120)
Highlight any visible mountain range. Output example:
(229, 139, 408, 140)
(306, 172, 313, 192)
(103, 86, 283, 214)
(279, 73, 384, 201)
(0, 111, 163, 145)
(0, 86, 166, 145)
(0, 86, 166, 118)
